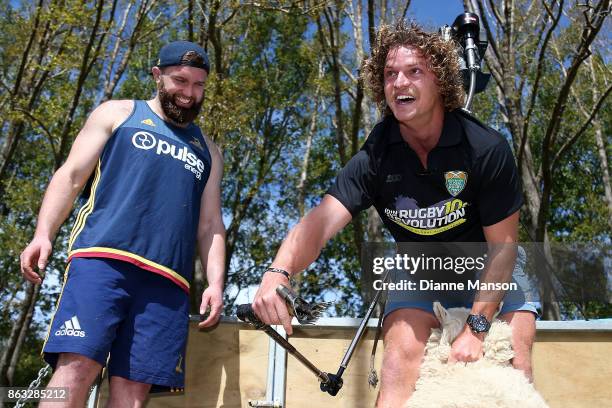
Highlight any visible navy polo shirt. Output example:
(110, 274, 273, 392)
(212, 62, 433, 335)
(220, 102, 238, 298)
(327, 110, 523, 242)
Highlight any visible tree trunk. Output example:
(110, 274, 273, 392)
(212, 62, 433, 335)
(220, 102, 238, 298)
(589, 60, 612, 229)
(318, 6, 347, 166)
(188, 0, 195, 42)
(6, 284, 40, 385)
(0, 283, 36, 386)
(101, 2, 133, 102)
(56, 0, 117, 166)
(297, 61, 324, 218)
(0, 0, 45, 198)
(101, 0, 154, 102)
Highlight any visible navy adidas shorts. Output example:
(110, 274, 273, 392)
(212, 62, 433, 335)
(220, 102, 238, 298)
(43, 258, 189, 390)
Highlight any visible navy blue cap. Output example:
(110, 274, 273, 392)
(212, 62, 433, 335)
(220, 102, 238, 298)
(156, 41, 210, 73)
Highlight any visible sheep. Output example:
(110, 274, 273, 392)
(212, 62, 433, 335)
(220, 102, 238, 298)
(405, 302, 549, 408)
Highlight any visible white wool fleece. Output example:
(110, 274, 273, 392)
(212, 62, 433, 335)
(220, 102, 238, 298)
(405, 302, 549, 408)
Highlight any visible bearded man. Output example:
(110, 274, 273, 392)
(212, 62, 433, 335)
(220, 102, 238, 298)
(20, 41, 226, 407)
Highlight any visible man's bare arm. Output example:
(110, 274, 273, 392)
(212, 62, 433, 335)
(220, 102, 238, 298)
(448, 210, 519, 363)
(252, 194, 353, 334)
(197, 141, 226, 328)
(472, 210, 520, 320)
(20, 100, 132, 283)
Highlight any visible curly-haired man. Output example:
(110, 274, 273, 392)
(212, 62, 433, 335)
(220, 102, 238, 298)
(252, 22, 537, 406)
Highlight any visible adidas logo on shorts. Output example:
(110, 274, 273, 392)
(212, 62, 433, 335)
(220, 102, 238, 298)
(55, 316, 86, 337)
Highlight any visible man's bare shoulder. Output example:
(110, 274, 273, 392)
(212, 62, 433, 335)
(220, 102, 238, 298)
(104, 100, 134, 127)
(202, 135, 223, 163)
(88, 100, 134, 131)
(94, 99, 134, 114)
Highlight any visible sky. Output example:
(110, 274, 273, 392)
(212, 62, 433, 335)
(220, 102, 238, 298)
(408, 0, 468, 29)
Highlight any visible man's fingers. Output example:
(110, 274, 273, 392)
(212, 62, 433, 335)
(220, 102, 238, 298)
(199, 291, 223, 328)
(253, 297, 272, 325)
(254, 290, 283, 326)
(205, 299, 222, 321)
(19, 240, 51, 284)
(448, 351, 481, 363)
(37, 249, 50, 272)
(449, 349, 468, 363)
(22, 268, 41, 284)
(252, 292, 292, 334)
(199, 305, 220, 327)
(20, 250, 42, 284)
(210, 301, 222, 319)
(200, 293, 210, 315)
(274, 301, 293, 335)
(252, 273, 292, 326)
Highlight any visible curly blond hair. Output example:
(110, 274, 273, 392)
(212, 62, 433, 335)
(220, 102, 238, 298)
(363, 21, 465, 115)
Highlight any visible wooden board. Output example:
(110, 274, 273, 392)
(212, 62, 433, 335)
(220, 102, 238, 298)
(98, 323, 268, 407)
(533, 331, 612, 408)
(95, 322, 611, 408)
(285, 327, 382, 408)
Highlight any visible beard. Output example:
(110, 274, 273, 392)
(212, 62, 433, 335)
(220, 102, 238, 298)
(157, 80, 203, 125)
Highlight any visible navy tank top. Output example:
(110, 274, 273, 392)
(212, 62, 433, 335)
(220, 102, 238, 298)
(68, 100, 212, 292)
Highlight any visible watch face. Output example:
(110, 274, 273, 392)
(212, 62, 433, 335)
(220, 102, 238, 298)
(467, 314, 490, 332)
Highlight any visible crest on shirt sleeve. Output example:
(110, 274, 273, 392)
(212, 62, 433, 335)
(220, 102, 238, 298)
(444, 171, 468, 197)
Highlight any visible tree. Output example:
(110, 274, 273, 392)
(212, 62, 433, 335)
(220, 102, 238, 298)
(465, 0, 610, 319)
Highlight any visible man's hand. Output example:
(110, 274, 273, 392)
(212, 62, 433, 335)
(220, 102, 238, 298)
(252, 272, 293, 335)
(198, 285, 223, 328)
(448, 325, 484, 364)
(20, 237, 52, 285)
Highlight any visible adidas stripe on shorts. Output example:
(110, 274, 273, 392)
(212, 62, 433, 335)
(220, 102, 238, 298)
(43, 257, 189, 390)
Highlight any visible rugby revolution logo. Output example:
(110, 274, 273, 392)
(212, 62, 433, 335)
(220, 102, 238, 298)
(444, 171, 468, 197)
(131, 131, 205, 180)
(384, 195, 469, 236)
(55, 316, 86, 337)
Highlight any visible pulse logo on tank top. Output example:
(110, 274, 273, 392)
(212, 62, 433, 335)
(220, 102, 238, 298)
(132, 131, 205, 179)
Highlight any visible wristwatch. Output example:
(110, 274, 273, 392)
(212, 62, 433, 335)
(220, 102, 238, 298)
(466, 314, 491, 333)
